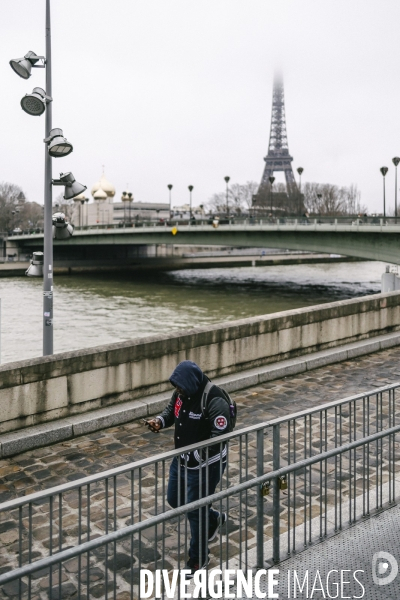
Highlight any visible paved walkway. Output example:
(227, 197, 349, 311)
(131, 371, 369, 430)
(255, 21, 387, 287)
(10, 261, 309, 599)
(257, 503, 400, 600)
(0, 344, 399, 504)
(1, 345, 400, 599)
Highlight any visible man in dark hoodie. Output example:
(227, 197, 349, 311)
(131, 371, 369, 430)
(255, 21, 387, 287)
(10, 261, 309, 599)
(146, 360, 230, 576)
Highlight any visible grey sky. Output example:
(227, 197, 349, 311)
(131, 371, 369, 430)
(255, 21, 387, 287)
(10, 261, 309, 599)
(1, 0, 399, 213)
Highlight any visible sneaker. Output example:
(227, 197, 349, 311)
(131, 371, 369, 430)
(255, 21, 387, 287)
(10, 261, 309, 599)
(186, 557, 210, 579)
(208, 512, 227, 542)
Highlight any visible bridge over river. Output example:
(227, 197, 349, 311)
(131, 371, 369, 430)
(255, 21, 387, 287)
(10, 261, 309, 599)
(6, 217, 400, 266)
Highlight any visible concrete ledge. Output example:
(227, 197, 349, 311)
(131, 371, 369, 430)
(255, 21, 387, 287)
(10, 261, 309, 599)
(1, 330, 400, 458)
(0, 423, 73, 458)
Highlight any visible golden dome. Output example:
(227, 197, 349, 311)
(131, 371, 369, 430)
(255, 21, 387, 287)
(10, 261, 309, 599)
(99, 174, 115, 197)
(91, 180, 101, 196)
(93, 188, 107, 201)
(91, 171, 116, 198)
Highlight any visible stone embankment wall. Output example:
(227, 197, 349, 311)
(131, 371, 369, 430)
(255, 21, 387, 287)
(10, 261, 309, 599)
(1, 291, 400, 434)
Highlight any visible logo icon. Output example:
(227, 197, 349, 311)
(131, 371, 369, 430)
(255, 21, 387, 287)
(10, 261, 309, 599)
(372, 551, 398, 586)
(214, 416, 228, 430)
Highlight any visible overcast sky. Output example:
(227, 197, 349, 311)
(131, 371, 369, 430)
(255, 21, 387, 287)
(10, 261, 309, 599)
(1, 0, 399, 214)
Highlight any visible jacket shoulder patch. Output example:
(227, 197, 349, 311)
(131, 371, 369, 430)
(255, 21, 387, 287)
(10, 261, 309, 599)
(214, 415, 228, 430)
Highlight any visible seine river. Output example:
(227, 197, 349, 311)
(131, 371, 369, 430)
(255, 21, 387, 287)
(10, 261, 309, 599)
(0, 261, 386, 364)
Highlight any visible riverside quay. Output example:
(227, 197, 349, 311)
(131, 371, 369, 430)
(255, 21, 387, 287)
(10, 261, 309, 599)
(1, 292, 400, 598)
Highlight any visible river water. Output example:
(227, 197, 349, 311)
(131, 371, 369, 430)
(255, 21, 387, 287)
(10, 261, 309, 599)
(0, 261, 386, 364)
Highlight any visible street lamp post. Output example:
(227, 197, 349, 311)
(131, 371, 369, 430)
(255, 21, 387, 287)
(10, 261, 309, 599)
(43, 0, 54, 355)
(128, 193, 133, 224)
(268, 176, 275, 214)
(168, 184, 173, 218)
(392, 157, 400, 220)
(380, 167, 389, 219)
(188, 185, 193, 220)
(297, 167, 304, 215)
(224, 176, 230, 218)
(10, 0, 86, 356)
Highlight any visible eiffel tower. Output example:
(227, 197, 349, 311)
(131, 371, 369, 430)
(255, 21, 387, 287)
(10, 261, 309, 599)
(259, 74, 298, 198)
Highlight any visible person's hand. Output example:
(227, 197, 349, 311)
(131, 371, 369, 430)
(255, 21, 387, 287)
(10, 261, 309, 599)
(145, 418, 162, 433)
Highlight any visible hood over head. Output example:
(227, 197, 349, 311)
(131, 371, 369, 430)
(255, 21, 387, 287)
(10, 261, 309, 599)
(169, 360, 204, 397)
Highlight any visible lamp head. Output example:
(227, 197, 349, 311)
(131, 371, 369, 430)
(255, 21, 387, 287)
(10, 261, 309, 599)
(297, 167, 304, 176)
(52, 212, 74, 239)
(393, 157, 400, 167)
(224, 176, 230, 183)
(20, 87, 49, 116)
(52, 172, 87, 200)
(268, 176, 275, 185)
(168, 184, 173, 190)
(380, 167, 389, 177)
(10, 51, 40, 79)
(25, 251, 43, 277)
(46, 128, 73, 158)
(188, 185, 193, 192)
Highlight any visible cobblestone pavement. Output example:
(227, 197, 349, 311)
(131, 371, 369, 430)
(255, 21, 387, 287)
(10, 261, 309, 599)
(1, 346, 400, 599)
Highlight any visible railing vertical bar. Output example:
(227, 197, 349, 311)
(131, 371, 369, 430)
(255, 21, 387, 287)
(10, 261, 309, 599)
(245, 433, 249, 569)
(256, 429, 264, 567)
(319, 411, 323, 537)
(334, 406, 338, 530)
(154, 463, 158, 572)
(105, 478, 109, 597)
(292, 419, 297, 552)
(18, 505, 22, 599)
(49, 496, 53, 594)
(324, 410, 328, 537)
(303, 415, 307, 547)
(308, 413, 312, 543)
(339, 404, 343, 529)
(87, 484, 90, 600)
(138, 468, 142, 600)
(287, 420, 291, 554)
(162, 460, 166, 600)
(58, 492, 62, 599)
(78, 486, 82, 600)
(272, 423, 280, 563)
(130, 469, 134, 600)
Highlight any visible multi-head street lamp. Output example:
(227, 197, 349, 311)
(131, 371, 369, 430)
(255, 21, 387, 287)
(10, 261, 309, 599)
(10, 0, 86, 356)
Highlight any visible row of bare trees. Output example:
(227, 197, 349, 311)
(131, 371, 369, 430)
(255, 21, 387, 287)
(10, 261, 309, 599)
(302, 182, 366, 216)
(0, 182, 43, 233)
(207, 180, 365, 216)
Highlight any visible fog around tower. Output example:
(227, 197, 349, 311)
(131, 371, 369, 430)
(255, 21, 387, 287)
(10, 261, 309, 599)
(0, 0, 398, 214)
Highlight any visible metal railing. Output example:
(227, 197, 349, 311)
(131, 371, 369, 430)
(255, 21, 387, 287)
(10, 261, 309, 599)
(0, 384, 398, 576)
(0, 407, 398, 598)
(7, 215, 400, 238)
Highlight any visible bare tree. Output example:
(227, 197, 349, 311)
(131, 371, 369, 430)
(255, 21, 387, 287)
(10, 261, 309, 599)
(208, 181, 259, 214)
(303, 182, 366, 216)
(0, 182, 27, 232)
(19, 202, 44, 230)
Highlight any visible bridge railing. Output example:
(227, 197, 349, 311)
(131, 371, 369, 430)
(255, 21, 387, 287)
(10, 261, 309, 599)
(0, 391, 399, 598)
(0, 383, 398, 583)
(7, 215, 400, 236)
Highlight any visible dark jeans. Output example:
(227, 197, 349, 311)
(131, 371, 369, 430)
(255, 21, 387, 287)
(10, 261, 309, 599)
(167, 457, 226, 564)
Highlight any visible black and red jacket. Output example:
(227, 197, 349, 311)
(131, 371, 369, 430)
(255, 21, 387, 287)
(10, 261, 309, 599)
(157, 361, 230, 469)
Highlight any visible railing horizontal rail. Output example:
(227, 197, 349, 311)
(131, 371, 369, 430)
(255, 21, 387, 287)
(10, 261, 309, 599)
(1, 381, 398, 513)
(1, 422, 399, 587)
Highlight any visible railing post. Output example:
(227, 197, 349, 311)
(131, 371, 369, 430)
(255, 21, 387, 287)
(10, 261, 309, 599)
(272, 423, 280, 563)
(256, 429, 264, 568)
